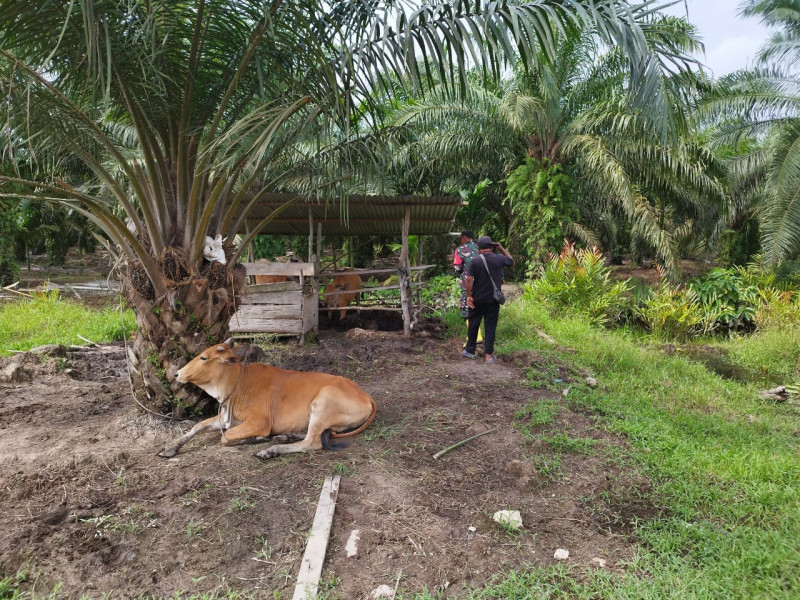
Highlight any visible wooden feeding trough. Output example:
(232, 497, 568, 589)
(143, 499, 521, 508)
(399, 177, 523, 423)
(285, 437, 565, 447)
(229, 261, 318, 338)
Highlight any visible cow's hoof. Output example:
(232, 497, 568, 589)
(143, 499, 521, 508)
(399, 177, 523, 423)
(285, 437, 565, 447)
(255, 447, 279, 460)
(157, 448, 177, 458)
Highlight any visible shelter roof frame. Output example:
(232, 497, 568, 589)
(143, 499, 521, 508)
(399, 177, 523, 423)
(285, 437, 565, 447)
(239, 192, 464, 237)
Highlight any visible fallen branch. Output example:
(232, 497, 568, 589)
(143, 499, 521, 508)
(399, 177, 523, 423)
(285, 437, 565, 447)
(433, 427, 497, 460)
(77, 334, 98, 347)
(536, 329, 557, 345)
(2, 283, 33, 299)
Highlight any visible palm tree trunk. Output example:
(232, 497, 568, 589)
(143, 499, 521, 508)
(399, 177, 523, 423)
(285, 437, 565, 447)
(123, 258, 244, 416)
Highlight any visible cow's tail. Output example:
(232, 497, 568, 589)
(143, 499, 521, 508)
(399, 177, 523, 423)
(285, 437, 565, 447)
(329, 394, 377, 440)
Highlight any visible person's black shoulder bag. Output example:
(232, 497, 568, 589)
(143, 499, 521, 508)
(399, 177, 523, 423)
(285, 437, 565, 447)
(479, 254, 506, 304)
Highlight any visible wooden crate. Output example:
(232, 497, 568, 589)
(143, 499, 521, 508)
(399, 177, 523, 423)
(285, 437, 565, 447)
(229, 262, 318, 337)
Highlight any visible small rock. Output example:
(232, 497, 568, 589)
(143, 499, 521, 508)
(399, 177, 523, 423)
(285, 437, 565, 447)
(345, 328, 376, 339)
(493, 510, 523, 530)
(553, 548, 569, 561)
(370, 584, 395, 599)
(0, 359, 30, 383)
(585, 376, 598, 388)
(468, 526, 477, 533)
(562, 386, 571, 397)
(758, 386, 790, 402)
(345, 529, 360, 558)
(591, 557, 607, 568)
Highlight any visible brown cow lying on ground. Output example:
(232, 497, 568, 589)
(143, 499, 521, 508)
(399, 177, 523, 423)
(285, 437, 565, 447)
(325, 268, 361, 320)
(157, 339, 376, 459)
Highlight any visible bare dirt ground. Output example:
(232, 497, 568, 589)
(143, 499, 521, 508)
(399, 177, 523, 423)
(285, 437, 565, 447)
(0, 315, 654, 599)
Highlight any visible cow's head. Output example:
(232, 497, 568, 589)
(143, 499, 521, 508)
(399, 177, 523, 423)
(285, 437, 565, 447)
(175, 339, 250, 394)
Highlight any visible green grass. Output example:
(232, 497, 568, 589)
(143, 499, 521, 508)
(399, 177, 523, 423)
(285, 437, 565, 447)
(716, 328, 800, 383)
(0, 293, 135, 355)
(427, 298, 800, 598)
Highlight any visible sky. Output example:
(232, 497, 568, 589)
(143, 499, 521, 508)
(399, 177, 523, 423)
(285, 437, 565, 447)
(661, 0, 773, 78)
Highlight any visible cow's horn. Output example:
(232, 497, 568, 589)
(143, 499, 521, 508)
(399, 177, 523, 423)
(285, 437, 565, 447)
(223, 337, 234, 347)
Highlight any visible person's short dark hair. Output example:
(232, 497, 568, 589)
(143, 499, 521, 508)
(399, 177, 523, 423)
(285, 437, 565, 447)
(461, 230, 474, 240)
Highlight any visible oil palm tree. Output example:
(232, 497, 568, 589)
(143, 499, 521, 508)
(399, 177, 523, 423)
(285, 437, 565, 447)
(0, 0, 691, 412)
(701, 0, 800, 266)
(390, 17, 726, 276)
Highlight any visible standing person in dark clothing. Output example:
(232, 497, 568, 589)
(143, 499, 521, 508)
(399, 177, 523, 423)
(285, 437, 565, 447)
(463, 236, 513, 364)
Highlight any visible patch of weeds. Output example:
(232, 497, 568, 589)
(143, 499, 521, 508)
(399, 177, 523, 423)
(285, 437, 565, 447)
(186, 520, 203, 539)
(522, 358, 571, 391)
(363, 416, 406, 441)
(332, 462, 354, 477)
(253, 536, 274, 562)
(181, 483, 213, 507)
(0, 569, 29, 598)
(531, 454, 563, 480)
(422, 410, 455, 432)
(79, 514, 140, 537)
(53, 356, 69, 372)
(317, 573, 341, 599)
(227, 487, 257, 513)
(491, 515, 524, 539)
(514, 398, 560, 438)
(541, 432, 597, 455)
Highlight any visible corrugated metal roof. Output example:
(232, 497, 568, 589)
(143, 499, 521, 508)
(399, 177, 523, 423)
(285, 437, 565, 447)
(239, 192, 464, 236)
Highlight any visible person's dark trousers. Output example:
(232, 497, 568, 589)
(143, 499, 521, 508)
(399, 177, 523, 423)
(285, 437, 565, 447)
(466, 301, 500, 355)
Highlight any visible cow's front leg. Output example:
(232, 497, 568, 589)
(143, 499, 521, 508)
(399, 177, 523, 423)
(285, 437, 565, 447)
(157, 416, 224, 458)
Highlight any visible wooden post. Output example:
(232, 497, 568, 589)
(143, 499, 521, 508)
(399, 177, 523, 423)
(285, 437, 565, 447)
(292, 475, 341, 600)
(307, 206, 314, 263)
(348, 236, 354, 268)
(399, 206, 412, 336)
(244, 223, 254, 262)
(316, 223, 322, 274)
(416, 235, 424, 309)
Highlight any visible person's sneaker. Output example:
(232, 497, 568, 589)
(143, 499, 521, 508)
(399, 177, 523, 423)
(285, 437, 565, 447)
(485, 355, 497, 364)
(461, 349, 477, 359)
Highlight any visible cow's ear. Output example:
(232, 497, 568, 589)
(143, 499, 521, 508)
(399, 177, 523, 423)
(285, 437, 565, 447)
(221, 344, 250, 363)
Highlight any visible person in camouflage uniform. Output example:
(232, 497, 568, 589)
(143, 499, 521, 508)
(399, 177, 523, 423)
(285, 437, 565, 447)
(454, 230, 482, 345)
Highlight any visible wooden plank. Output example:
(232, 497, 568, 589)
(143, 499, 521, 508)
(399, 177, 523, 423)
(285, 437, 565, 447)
(302, 293, 318, 334)
(243, 261, 316, 277)
(248, 281, 302, 293)
(292, 475, 341, 600)
(228, 317, 303, 334)
(320, 282, 421, 297)
(320, 306, 401, 312)
(232, 304, 301, 320)
(241, 290, 306, 305)
(318, 264, 435, 278)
